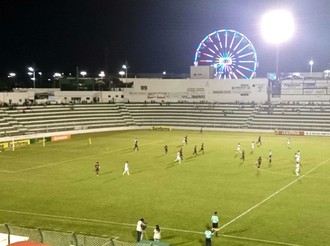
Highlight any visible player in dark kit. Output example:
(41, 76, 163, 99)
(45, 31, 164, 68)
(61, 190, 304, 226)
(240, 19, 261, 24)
(179, 148, 183, 160)
(256, 136, 262, 146)
(133, 138, 139, 151)
(241, 150, 245, 161)
(164, 144, 168, 154)
(199, 143, 204, 154)
(95, 162, 100, 176)
(192, 145, 197, 156)
(256, 156, 262, 170)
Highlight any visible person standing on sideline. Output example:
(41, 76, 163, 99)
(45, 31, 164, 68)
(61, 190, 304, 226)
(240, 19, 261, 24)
(153, 225, 161, 242)
(136, 218, 147, 242)
(211, 211, 219, 236)
(94, 162, 100, 176)
(204, 226, 214, 246)
(164, 144, 168, 154)
(133, 138, 139, 151)
(123, 161, 130, 175)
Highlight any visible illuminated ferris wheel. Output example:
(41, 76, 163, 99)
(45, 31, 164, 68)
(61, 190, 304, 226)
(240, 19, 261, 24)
(194, 29, 258, 79)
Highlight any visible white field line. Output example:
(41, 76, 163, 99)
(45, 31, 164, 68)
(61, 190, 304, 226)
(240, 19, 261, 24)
(218, 158, 329, 231)
(0, 208, 299, 246)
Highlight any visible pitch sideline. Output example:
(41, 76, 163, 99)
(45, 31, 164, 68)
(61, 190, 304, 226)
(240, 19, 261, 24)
(0, 208, 299, 246)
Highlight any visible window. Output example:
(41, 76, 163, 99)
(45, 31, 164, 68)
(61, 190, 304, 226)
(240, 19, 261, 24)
(141, 86, 147, 90)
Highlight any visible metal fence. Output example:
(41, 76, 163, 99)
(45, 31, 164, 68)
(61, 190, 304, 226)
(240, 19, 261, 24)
(0, 224, 159, 246)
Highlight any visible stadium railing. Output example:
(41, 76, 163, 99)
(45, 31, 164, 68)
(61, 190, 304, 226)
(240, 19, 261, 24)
(0, 224, 171, 246)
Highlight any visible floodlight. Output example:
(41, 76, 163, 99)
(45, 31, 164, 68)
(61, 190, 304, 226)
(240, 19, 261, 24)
(261, 10, 294, 44)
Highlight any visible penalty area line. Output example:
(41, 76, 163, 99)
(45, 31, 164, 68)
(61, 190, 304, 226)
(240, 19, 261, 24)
(219, 158, 330, 231)
(0, 209, 299, 246)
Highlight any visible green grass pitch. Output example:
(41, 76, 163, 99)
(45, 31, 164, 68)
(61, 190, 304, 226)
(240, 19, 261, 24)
(0, 129, 330, 245)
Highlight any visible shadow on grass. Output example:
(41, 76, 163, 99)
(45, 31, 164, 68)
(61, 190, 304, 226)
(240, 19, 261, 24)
(99, 171, 112, 176)
(222, 227, 250, 235)
(165, 162, 179, 169)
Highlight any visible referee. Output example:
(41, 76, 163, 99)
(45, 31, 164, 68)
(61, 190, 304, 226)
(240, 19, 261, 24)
(211, 211, 219, 236)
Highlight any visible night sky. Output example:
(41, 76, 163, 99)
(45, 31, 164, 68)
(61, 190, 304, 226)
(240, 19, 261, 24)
(1, 0, 330, 78)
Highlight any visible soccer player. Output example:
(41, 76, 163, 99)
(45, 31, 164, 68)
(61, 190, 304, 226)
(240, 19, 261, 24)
(199, 143, 204, 154)
(236, 143, 241, 155)
(287, 137, 291, 148)
(255, 156, 262, 170)
(133, 138, 139, 151)
(256, 135, 262, 146)
(251, 141, 255, 153)
(295, 161, 300, 176)
(123, 161, 130, 175)
(174, 151, 181, 164)
(268, 150, 272, 166)
(192, 145, 198, 156)
(211, 211, 219, 236)
(95, 162, 100, 176)
(296, 150, 301, 162)
(88, 137, 92, 146)
(241, 150, 245, 161)
(179, 148, 183, 160)
(164, 144, 168, 154)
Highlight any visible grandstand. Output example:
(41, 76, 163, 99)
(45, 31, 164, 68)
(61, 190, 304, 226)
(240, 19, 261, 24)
(1, 100, 330, 138)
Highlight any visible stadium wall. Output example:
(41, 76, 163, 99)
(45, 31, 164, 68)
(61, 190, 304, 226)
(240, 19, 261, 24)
(2, 78, 330, 105)
(279, 79, 330, 102)
(125, 78, 268, 103)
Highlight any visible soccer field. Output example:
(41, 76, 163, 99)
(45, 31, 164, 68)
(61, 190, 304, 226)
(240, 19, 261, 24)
(0, 129, 330, 245)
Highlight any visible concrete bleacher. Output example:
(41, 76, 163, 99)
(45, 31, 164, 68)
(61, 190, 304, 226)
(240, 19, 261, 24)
(1, 101, 329, 137)
(124, 102, 255, 129)
(248, 102, 330, 131)
(1, 104, 130, 134)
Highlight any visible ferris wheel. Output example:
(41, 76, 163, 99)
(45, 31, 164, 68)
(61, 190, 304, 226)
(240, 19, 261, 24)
(194, 29, 258, 79)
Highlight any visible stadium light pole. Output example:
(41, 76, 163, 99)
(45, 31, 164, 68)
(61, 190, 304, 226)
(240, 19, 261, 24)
(261, 9, 294, 78)
(122, 63, 128, 87)
(309, 60, 314, 77)
(261, 9, 294, 104)
(28, 66, 36, 88)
